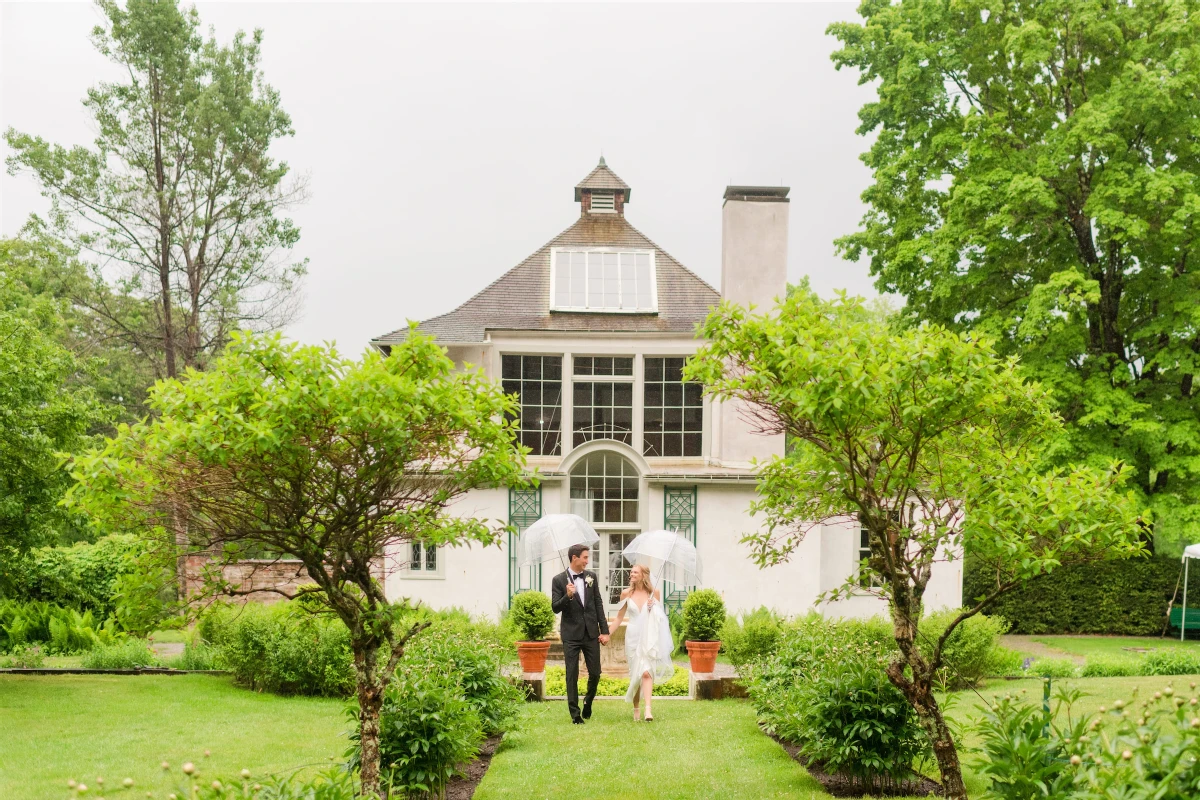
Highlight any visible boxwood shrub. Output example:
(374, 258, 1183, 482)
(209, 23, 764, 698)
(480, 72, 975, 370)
(682, 589, 725, 643)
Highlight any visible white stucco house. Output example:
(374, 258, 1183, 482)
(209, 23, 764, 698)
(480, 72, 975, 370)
(371, 159, 962, 621)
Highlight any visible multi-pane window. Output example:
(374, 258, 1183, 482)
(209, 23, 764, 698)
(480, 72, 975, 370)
(643, 357, 703, 457)
(550, 249, 656, 312)
(573, 360, 633, 447)
(501, 355, 562, 456)
(574, 356, 633, 377)
(569, 451, 639, 524)
(508, 487, 542, 602)
(411, 542, 437, 572)
(606, 532, 638, 604)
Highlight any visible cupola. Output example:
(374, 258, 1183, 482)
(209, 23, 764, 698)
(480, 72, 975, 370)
(574, 157, 630, 217)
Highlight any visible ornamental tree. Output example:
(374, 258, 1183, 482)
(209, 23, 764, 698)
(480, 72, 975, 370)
(829, 0, 1200, 552)
(685, 290, 1145, 800)
(68, 330, 528, 798)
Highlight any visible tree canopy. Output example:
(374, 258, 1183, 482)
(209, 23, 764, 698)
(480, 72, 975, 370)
(0, 313, 108, 578)
(68, 329, 530, 797)
(830, 0, 1200, 553)
(5, 0, 307, 381)
(1, 220, 156, 428)
(686, 289, 1145, 798)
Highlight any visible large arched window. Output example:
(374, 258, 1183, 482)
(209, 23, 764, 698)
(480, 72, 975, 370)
(569, 450, 639, 524)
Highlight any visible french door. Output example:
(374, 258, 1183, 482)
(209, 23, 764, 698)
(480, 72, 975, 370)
(595, 530, 639, 613)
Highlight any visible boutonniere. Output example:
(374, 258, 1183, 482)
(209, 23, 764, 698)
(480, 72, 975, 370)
(585, 575, 594, 587)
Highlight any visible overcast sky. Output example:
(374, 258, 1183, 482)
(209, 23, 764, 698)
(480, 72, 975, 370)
(2, 1, 879, 351)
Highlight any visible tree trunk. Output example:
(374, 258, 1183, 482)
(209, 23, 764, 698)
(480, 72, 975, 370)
(887, 585, 967, 799)
(354, 645, 386, 799)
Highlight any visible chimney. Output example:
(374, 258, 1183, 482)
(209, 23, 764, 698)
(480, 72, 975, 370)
(720, 185, 789, 310)
(714, 185, 790, 467)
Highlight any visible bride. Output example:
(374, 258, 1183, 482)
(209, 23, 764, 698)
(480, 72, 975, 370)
(609, 563, 676, 721)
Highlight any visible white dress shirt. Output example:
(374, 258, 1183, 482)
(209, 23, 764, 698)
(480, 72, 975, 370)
(569, 570, 586, 606)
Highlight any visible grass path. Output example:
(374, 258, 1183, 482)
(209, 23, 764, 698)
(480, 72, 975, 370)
(0, 675, 346, 800)
(474, 700, 832, 800)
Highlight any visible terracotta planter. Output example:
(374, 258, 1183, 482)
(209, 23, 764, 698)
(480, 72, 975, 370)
(516, 641, 551, 673)
(686, 640, 721, 674)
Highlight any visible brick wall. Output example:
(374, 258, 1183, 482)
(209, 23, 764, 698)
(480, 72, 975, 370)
(183, 555, 307, 604)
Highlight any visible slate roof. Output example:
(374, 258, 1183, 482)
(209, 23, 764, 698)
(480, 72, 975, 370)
(371, 212, 720, 347)
(574, 157, 632, 201)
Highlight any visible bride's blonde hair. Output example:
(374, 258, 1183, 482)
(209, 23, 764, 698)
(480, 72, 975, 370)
(629, 564, 654, 595)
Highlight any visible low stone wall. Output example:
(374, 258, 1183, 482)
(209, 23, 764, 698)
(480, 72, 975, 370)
(184, 556, 308, 603)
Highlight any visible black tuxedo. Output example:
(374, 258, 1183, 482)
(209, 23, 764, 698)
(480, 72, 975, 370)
(551, 569, 610, 721)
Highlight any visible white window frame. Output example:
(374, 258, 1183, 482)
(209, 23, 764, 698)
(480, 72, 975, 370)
(549, 247, 658, 314)
(404, 541, 445, 580)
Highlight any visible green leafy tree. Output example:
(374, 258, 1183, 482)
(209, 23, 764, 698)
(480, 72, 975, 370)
(830, 0, 1200, 553)
(1, 219, 156, 429)
(5, 0, 306, 382)
(0, 314, 108, 584)
(68, 330, 528, 798)
(686, 290, 1145, 799)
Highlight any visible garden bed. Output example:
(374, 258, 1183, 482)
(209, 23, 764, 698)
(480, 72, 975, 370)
(447, 734, 502, 800)
(768, 731, 941, 798)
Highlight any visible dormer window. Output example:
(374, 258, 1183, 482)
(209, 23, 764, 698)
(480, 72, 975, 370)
(550, 248, 657, 313)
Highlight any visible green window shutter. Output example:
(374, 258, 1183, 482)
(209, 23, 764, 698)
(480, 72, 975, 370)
(662, 486, 698, 611)
(508, 486, 543, 606)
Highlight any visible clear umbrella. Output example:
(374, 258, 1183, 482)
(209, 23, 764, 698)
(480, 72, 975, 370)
(517, 514, 601, 573)
(621, 529, 702, 588)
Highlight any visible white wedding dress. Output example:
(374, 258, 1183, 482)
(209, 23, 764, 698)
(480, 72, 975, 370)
(616, 595, 676, 703)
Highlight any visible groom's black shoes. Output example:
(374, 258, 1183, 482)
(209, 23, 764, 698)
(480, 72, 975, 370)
(582, 702, 593, 720)
(572, 715, 585, 725)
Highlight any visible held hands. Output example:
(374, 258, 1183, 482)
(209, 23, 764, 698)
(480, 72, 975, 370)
(599, 634, 610, 645)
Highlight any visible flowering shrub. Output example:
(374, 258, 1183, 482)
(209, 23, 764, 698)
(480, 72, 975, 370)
(744, 615, 931, 790)
(974, 681, 1200, 799)
(402, 627, 524, 737)
(348, 669, 483, 799)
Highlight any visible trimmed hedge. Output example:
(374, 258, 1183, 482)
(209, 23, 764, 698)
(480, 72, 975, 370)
(964, 556, 1181, 635)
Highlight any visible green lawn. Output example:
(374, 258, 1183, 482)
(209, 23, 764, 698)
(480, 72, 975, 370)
(6, 671, 1200, 799)
(1029, 636, 1200, 660)
(968, 674, 1200, 719)
(0, 675, 347, 800)
(474, 700, 832, 800)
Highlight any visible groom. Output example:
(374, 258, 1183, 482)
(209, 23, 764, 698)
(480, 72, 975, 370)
(551, 543, 610, 724)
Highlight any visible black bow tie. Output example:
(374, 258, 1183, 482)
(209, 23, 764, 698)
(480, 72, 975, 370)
(571, 572, 584, 581)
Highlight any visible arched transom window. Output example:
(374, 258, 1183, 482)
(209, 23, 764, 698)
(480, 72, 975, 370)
(569, 451, 639, 524)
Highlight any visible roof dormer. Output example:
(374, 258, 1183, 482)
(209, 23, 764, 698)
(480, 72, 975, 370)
(575, 157, 630, 217)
